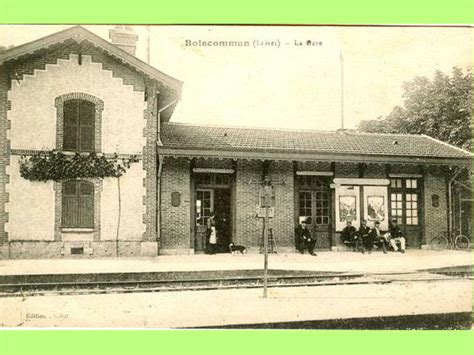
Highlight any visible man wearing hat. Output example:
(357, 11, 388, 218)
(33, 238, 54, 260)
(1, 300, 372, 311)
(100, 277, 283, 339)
(388, 219, 406, 253)
(295, 217, 317, 256)
(341, 220, 358, 251)
(358, 219, 371, 254)
(368, 220, 388, 254)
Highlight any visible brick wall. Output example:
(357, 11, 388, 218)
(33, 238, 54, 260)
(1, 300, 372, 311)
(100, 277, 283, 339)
(267, 161, 295, 248)
(423, 167, 448, 243)
(9, 41, 146, 93)
(234, 160, 295, 250)
(142, 83, 158, 242)
(193, 158, 233, 169)
(363, 164, 387, 178)
(235, 160, 263, 247)
(335, 162, 359, 177)
(390, 164, 420, 174)
(157, 158, 451, 253)
(160, 157, 191, 252)
(296, 161, 332, 171)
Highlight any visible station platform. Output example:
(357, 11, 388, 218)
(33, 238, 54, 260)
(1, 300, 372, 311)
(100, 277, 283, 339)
(0, 250, 471, 276)
(0, 250, 472, 328)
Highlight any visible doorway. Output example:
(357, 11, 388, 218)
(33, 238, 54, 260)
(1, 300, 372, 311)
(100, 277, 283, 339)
(388, 178, 422, 248)
(195, 189, 213, 253)
(297, 176, 332, 250)
(214, 189, 232, 250)
(194, 173, 233, 253)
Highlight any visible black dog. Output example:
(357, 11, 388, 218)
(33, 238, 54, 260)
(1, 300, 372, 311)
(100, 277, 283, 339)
(229, 242, 247, 255)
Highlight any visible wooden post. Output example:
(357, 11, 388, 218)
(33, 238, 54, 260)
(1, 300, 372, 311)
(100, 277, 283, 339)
(262, 178, 273, 298)
(248, 175, 285, 299)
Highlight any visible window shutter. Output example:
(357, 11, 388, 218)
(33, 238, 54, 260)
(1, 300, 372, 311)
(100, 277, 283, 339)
(62, 180, 94, 228)
(79, 181, 94, 228)
(62, 180, 78, 228)
(79, 101, 95, 152)
(62, 99, 95, 152)
(63, 100, 79, 151)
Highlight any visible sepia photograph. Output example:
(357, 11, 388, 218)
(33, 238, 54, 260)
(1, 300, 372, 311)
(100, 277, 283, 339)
(0, 24, 472, 329)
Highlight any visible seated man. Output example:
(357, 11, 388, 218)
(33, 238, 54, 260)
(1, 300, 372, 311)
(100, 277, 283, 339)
(368, 220, 388, 254)
(341, 220, 358, 251)
(358, 219, 371, 254)
(295, 218, 317, 256)
(388, 219, 406, 253)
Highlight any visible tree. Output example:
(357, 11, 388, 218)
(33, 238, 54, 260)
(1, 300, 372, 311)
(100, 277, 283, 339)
(357, 67, 472, 150)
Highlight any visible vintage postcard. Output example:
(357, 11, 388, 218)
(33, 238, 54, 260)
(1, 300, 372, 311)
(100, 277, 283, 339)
(0, 24, 472, 329)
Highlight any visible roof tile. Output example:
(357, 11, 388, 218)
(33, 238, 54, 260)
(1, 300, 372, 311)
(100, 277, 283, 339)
(161, 122, 472, 160)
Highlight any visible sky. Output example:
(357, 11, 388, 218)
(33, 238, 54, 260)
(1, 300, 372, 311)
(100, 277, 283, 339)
(0, 25, 472, 131)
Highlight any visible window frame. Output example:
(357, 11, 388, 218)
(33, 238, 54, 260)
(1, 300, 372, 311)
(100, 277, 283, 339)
(55, 93, 104, 153)
(389, 178, 420, 226)
(61, 180, 95, 229)
(297, 176, 331, 226)
(63, 99, 95, 152)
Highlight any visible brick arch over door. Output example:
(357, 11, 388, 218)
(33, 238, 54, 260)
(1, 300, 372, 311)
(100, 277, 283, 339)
(54, 92, 104, 152)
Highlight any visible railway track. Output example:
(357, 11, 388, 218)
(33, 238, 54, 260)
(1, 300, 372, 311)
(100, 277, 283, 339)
(0, 268, 471, 298)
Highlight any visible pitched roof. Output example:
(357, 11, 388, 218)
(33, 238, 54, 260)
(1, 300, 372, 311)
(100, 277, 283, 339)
(160, 122, 472, 165)
(0, 26, 183, 94)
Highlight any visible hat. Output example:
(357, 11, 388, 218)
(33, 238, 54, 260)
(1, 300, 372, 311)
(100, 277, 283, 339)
(299, 216, 311, 224)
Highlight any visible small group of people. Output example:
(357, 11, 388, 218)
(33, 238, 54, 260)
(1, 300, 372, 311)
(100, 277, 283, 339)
(208, 213, 406, 256)
(341, 218, 406, 254)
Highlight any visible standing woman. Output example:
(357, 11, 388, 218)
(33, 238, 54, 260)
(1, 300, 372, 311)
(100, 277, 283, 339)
(207, 214, 217, 254)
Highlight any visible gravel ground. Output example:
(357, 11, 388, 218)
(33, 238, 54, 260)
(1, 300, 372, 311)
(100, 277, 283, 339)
(0, 278, 471, 328)
(0, 250, 471, 275)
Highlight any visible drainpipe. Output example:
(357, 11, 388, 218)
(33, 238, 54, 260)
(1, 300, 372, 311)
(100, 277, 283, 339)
(448, 167, 464, 235)
(156, 99, 178, 245)
(156, 150, 163, 243)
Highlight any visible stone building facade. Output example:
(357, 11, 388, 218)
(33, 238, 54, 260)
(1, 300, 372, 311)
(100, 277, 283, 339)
(0, 26, 470, 258)
(0, 26, 182, 258)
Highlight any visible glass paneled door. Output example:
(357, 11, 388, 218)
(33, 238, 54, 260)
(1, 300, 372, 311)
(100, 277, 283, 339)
(389, 178, 422, 248)
(195, 189, 213, 252)
(297, 176, 332, 250)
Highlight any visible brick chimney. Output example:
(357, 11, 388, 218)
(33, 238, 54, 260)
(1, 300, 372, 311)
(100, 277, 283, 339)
(109, 25, 138, 56)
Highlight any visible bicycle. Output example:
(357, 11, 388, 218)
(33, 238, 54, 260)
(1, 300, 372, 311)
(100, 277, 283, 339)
(429, 230, 471, 251)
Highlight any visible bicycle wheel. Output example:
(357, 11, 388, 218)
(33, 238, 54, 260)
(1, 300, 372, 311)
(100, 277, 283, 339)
(454, 235, 471, 251)
(430, 236, 448, 251)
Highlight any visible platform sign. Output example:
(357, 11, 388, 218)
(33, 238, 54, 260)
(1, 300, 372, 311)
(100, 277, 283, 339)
(256, 207, 275, 218)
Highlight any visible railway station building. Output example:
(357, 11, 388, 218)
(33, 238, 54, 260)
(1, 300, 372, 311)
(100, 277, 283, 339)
(0, 26, 471, 258)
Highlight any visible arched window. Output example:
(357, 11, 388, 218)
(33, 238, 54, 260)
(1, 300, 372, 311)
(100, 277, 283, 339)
(62, 180, 94, 228)
(63, 99, 95, 152)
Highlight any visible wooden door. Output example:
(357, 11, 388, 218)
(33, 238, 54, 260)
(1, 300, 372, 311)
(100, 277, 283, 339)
(312, 189, 331, 249)
(297, 176, 332, 250)
(195, 189, 213, 253)
(389, 178, 422, 248)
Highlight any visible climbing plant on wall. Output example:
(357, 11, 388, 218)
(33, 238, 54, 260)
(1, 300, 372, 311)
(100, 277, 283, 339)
(19, 151, 139, 182)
